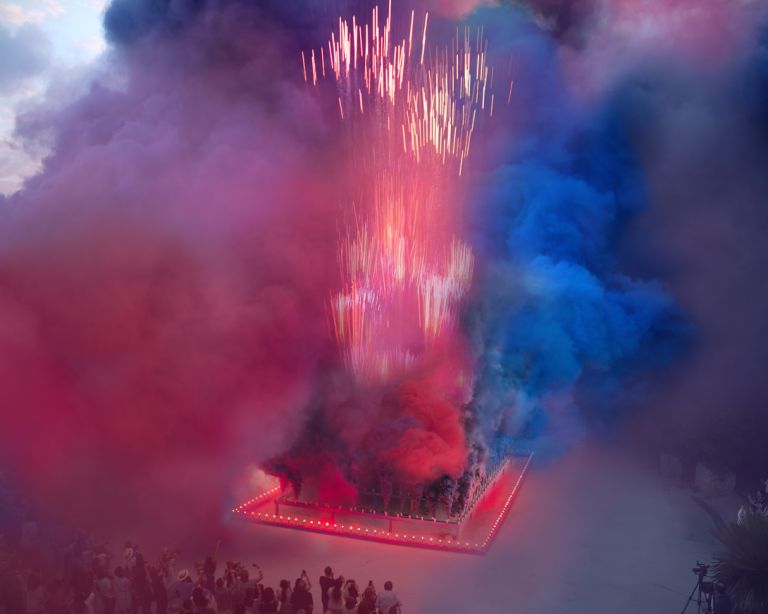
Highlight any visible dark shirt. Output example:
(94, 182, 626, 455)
(214, 588, 231, 611)
(258, 600, 278, 614)
(133, 569, 151, 600)
(290, 588, 313, 614)
(151, 578, 167, 605)
(318, 577, 342, 610)
(356, 599, 376, 614)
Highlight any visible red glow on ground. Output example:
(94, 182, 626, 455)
(231, 453, 533, 555)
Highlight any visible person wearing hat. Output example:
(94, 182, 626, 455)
(169, 570, 194, 614)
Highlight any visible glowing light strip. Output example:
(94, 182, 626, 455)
(231, 486, 281, 513)
(231, 453, 533, 555)
(243, 511, 479, 553)
(480, 452, 534, 549)
(275, 497, 462, 525)
(457, 458, 510, 522)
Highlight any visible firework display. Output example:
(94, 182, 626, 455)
(305, 3, 494, 381)
(255, 3, 513, 515)
(5, 0, 763, 598)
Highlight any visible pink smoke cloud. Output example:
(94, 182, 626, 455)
(382, 340, 472, 483)
(0, 5, 340, 539)
(386, 383, 468, 482)
(426, 0, 497, 19)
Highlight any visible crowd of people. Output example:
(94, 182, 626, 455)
(0, 537, 403, 614)
(0, 473, 404, 614)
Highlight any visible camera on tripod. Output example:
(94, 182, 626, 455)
(692, 562, 709, 576)
(691, 562, 714, 596)
(681, 561, 720, 613)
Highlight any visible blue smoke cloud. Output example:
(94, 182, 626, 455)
(464, 7, 686, 460)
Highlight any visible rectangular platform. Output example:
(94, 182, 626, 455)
(232, 453, 533, 554)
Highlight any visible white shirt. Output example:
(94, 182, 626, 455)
(375, 590, 401, 613)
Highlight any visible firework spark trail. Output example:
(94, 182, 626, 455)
(310, 5, 492, 175)
(306, 4, 501, 381)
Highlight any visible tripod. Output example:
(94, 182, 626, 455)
(680, 567, 714, 614)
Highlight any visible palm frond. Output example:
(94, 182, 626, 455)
(713, 515, 768, 614)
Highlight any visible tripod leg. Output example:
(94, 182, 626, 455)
(696, 584, 711, 614)
(680, 580, 700, 614)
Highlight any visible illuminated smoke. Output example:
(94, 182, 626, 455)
(2, 0, 765, 536)
(305, 4, 498, 382)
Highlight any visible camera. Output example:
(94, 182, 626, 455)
(682, 561, 717, 614)
(692, 561, 709, 576)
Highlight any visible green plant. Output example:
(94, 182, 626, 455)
(713, 515, 768, 614)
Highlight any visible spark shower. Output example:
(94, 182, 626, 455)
(305, 4, 497, 382)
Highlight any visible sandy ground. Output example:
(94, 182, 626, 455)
(124, 444, 738, 614)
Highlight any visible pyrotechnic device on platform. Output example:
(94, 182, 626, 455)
(245, 3, 523, 552)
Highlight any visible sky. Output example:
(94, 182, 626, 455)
(0, 0, 106, 195)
